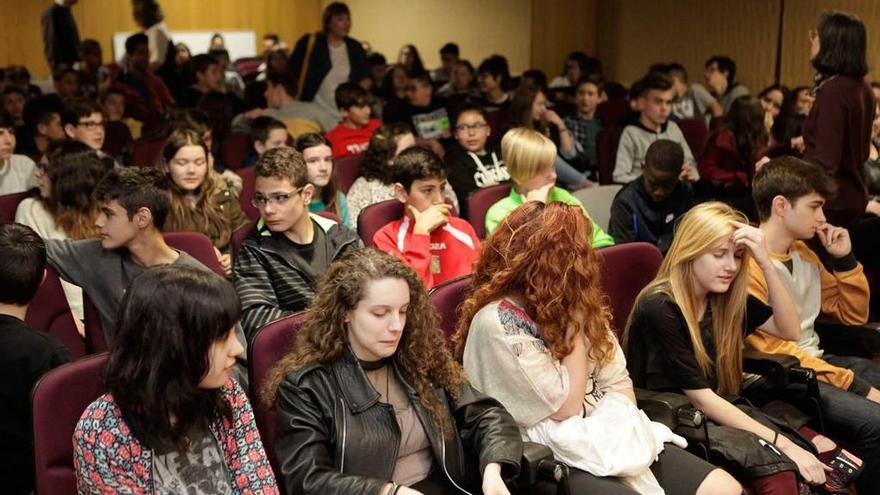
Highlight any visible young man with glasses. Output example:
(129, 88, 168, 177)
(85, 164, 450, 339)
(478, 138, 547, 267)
(61, 99, 105, 151)
(234, 147, 360, 341)
(445, 104, 508, 219)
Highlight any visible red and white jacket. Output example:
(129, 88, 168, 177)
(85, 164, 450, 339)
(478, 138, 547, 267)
(373, 215, 480, 288)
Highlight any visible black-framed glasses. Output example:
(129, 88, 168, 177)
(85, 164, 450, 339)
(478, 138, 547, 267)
(455, 123, 488, 132)
(77, 121, 105, 130)
(250, 187, 304, 208)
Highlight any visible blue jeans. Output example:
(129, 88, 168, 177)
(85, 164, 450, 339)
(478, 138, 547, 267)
(554, 155, 587, 188)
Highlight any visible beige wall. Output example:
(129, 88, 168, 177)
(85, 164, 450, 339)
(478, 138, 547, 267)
(0, 0, 322, 79)
(333, 0, 533, 75)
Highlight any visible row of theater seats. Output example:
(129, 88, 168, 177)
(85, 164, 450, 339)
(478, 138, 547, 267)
(29, 241, 665, 494)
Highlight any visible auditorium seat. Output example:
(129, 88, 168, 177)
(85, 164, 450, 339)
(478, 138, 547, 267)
(0, 190, 29, 222)
(222, 132, 251, 170)
(238, 166, 259, 221)
(102, 120, 134, 159)
(428, 275, 471, 344)
(467, 183, 511, 239)
(130, 136, 165, 167)
(572, 184, 623, 232)
(677, 118, 709, 159)
(248, 311, 310, 491)
(335, 154, 362, 194)
(357, 199, 404, 247)
(32, 353, 108, 495)
(596, 126, 624, 185)
(25, 266, 87, 359)
(595, 242, 663, 333)
(163, 231, 226, 276)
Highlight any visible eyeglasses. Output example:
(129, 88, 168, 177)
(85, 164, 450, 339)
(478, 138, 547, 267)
(250, 187, 303, 208)
(455, 123, 488, 132)
(77, 121, 105, 130)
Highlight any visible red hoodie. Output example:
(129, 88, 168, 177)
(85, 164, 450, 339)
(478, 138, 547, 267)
(373, 215, 480, 288)
(325, 118, 381, 158)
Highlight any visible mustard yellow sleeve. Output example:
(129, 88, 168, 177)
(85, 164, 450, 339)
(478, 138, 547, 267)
(746, 330, 855, 390)
(793, 242, 869, 326)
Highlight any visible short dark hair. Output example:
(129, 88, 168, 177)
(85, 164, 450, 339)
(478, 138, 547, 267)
(190, 54, 219, 76)
(645, 140, 684, 174)
(636, 72, 673, 97)
(52, 66, 78, 82)
(391, 146, 447, 191)
(255, 147, 309, 187)
(368, 52, 387, 67)
(522, 69, 547, 91)
(335, 81, 368, 109)
(705, 55, 737, 85)
(93, 167, 170, 229)
(812, 10, 868, 78)
(752, 156, 838, 221)
(322, 2, 351, 31)
(265, 71, 296, 97)
(80, 39, 101, 57)
(46, 140, 112, 213)
(208, 48, 230, 62)
(250, 116, 287, 144)
(408, 70, 432, 88)
(574, 76, 604, 94)
(125, 33, 149, 55)
(477, 55, 510, 86)
(0, 223, 46, 305)
(23, 94, 63, 133)
(263, 33, 279, 43)
(61, 99, 102, 128)
(666, 62, 688, 83)
(0, 111, 14, 130)
(2, 85, 26, 100)
(440, 43, 459, 57)
(454, 102, 488, 125)
(105, 265, 240, 452)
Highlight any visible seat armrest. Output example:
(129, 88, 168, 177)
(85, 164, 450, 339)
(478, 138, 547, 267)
(743, 350, 800, 388)
(519, 441, 569, 489)
(636, 388, 703, 429)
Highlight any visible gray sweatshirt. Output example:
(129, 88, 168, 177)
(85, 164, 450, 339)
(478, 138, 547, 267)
(613, 120, 696, 184)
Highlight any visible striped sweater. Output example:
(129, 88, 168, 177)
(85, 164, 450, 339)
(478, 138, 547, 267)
(234, 214, 361, 340)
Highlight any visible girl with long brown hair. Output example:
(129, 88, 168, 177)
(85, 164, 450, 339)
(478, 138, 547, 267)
(160, 128, 249, 275)
(624, 201, 860, 493)
(264, 248, 521, 495)
(294, 132, 351, 226)
(456, 201, 739, 495)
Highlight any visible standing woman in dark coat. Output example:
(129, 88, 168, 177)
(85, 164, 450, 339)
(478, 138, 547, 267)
(802, 10, 874, 227)
(287, 2, 370, 114)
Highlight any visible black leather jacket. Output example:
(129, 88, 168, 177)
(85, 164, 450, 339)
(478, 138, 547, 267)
(274, 347, 522, 494)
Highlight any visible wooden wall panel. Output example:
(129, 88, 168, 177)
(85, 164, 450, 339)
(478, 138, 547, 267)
(337, 0, 532, 75)
(780, 1, 880, 87)
(597, 0, 781, 93)
(0, 0, 322, 79)
(529, 0, 598, 80)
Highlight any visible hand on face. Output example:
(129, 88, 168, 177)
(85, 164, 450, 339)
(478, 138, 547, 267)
(410, 203, 451, 235)
(731, 221, 770, 269)
(816, 224, 851, 258)
(678, 164, 699, 182)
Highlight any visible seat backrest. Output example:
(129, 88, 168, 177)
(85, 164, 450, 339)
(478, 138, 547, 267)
(25, 266, 87, 359)
(130, 136, 165, 167)
(249, 311, 310, 487)
(334, 154, 363, 194)
(238, 166, 259, 221)
(0, 191, 29, 222)
(32, 353, 108, 495)
(677, 118, 709, 159)
(428, 275, 473, 345)
(572, 184, 623, 232)
(596, 99, 630, 128)
(232, 221, 254, 259)
(83, 295, 107, 354)
(222, 132, 251, 170)
(596, 242, 663, 336)
(163, 231, 226, 276)
(101, 120, 134, 158)
(467, 183, 512, 239)
(357, 199, 404, 247)
(596, 126, 624, 185)
(233, 57, 263, 78)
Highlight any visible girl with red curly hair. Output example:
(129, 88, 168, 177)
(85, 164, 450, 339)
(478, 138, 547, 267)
(455, 201, 740, 495)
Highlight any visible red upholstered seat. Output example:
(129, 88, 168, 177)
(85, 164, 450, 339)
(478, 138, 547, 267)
(357, 199, 404, 247)
(334, 154, 363, 194)
(130, 136, 165, 167)
(428, 275, 472, 345)
(467, 183, 511, 239)
(238, 166, 259, 221)
(32, 353, 108, 495)
(248, 311, 310, 491)
(25, 266, 87, 359)
(677, 118, 709, 159)
(0, 191, 29, 222)
(595, 242, 663, 336)
(163, 231, 225, 276)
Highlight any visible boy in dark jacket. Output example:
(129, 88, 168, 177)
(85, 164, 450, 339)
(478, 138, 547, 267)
(234, 147, 360, 340)
(609, 139, 692, 253)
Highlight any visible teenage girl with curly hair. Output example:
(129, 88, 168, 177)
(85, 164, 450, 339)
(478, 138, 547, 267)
(264, 248, 522, 495)
(456, 201, 740, 495)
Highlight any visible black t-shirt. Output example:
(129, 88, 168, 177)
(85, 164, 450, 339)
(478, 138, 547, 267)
(265, 220, 329, 284)
(445, 143, 509, 219)
(0, 315, 72, 494)
(383, 97, 452, 140)
(625, 291, 772, 393)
